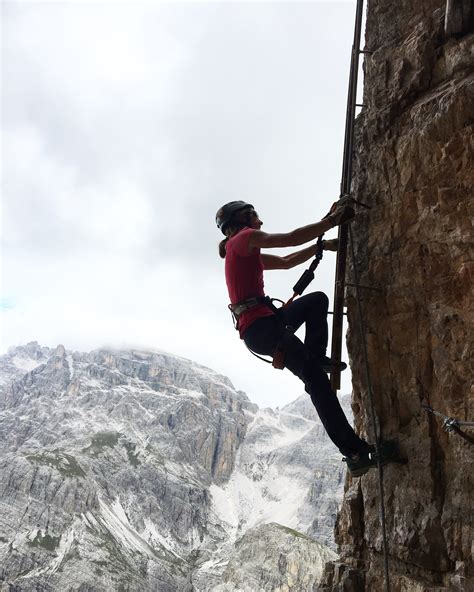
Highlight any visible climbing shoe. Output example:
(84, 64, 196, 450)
(343, 440, 407, 478)
(317, 356, 347, 373)
(343, 452, 378, 477)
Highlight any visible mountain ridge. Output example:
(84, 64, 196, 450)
(0, 342, 352, 591)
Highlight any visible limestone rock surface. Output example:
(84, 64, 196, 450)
(322, 2, 473, 591)
(214, 522, 336, 592)
(0, 343, 350, 591)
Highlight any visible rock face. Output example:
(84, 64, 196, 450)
(210, 396, 351, 550)
(213, 523, 336, 592)
(1, 343, 253, 591)
(322, 2, 473, 591)
(0, 343, 350, 591)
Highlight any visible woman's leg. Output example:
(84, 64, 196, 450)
(243, 316, 371, 457)
(281, 292, 329, 361)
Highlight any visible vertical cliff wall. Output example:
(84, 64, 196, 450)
(322, 1, 473, 591)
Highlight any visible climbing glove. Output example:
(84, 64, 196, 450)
(322, 238, 339, 251)
(325, 195, 357, 227)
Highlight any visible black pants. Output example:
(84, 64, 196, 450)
(242, 292, 370, 457)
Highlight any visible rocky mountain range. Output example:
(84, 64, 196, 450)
(0, 342, 353, 591)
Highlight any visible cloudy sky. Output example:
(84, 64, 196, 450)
(2, 0, 364, 407)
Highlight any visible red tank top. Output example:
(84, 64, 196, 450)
(225, 227, 274, 337)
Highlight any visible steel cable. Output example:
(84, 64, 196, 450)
(348, 223, 391, 592)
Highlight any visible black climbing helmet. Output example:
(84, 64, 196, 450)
(215, 201, 254, 235)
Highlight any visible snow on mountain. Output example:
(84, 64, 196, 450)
(209, 405, 344, 538)
(0, 342, 352, 591)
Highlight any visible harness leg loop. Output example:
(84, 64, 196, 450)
(271, 326, 295, 370)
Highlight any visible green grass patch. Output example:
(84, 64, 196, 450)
(83, 431, 122, 456)
(275, 524, 311, 540)
(83, 432, 143, 466)
(25, 451, 86, 478)
(28, 531, 61, 552)
(123, 441, 140, 467)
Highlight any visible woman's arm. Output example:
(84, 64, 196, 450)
(261, 239, 338, 270)
(249, 217, 334, 251)
(262, 243, 317, 270)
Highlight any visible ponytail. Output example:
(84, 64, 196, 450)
(218, 212, 251, 259)
(219, 237, 229, 259)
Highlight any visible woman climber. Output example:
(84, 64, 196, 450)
(215, 199, 377, 477)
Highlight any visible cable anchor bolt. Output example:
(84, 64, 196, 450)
(443, 417, 460, 432)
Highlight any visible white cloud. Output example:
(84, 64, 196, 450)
(2, 1, 358, 406)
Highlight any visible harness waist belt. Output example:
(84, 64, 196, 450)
(229, 296, 267, 318)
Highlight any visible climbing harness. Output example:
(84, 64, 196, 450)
(229, 237, 325, 370)
(228, 296, 269, 319)
(229, 297, 295, 368)
(422, 405, 474, 445)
